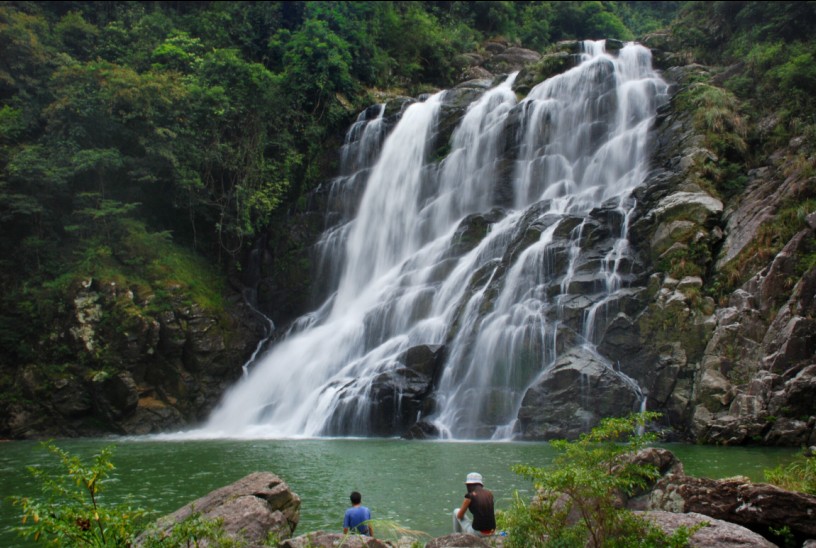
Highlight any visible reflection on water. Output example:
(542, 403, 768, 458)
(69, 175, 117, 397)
(0, 439, 797, 547)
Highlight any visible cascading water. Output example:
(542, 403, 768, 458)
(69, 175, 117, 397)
(200, 40, 669, 439)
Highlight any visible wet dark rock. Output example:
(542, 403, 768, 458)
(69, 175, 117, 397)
(366, 345, 446, 436)
(402, 419, 441, 440)
(448, 208, 508, 258)
(0, 276, 264, 439)
(432, 82, 492, 158)
(518, 347, 643, 440)
(92, 371, 139, 421)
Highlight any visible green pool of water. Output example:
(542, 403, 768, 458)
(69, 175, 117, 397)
(0, 438, 798, 546)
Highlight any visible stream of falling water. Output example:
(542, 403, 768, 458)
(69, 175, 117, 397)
(193, 41, 668, 440)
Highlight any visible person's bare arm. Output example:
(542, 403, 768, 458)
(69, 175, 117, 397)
(456, 497, 471, 520)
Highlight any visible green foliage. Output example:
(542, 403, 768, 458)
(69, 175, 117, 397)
(611, 1, 681, 36)
(769, 525, 798, 548)
(150, 31, 204, 73)
(498, 412, 701, 547)
(549, 2, 634, 42)
(670, 2, 816, 154)
(8, 442, 146, 546)
(657, 238, 712, 280)
(710, 197, 816, 300)
(139, 513, 242, 547)
(281, 18, 355, 117)
(9, 442, 237, 547)
(517, 3, 554, 51)
(681, 83, 747, 160)
(377, 2, 469, 87)
(55, 11, 99, 60)
(764, 450, 816, 495)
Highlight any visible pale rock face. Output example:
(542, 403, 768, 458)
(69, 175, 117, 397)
(136, 472, 301, 547)
(70, 286, 102, 351)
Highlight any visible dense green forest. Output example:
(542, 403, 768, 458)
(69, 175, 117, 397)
(2, 0, 815, 434)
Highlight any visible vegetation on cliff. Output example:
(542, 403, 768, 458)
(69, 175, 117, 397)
(1, 1, 815, 441)
(663, 2, 816, 298)
(0, 1, 678, 438)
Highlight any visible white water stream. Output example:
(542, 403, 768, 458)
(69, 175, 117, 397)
(197, 41, 668, 439)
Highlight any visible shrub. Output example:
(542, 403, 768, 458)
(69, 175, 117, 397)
(499, 412, 701, 547)
(8, 442, 146, 546)
(8, 442, 234, 547)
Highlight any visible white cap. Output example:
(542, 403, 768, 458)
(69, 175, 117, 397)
(465, 472, 483, 485)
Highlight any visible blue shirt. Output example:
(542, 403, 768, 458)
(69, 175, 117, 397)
(343, 505, 371, 535)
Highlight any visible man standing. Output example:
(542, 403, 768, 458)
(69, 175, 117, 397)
(343, 491, 374, 537)
(453, 472, 496, 537)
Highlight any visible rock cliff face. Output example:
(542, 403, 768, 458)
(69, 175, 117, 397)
(252, 38, 815, 444)
(1, 277, 264, 438)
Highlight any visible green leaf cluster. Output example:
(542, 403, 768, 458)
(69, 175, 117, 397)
(9, 443, 146, 546)
(764, 449, 816, 496)
(8, 442, 246, 547)
(499, 412, 701, 547)
(669, 2, 816, 151)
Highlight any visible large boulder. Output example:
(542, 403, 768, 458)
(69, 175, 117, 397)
(517, 347, 643, 440)
(280, 532, 390, 547)
(637, 511, 776, 547)
(366, 344, 446, 436)
(481, 47, 541, 75)
(640, 471, 816, 546)
(137, 472, 300, 547)
(425, 533, 493, 547)
(453, 39, 542, 83)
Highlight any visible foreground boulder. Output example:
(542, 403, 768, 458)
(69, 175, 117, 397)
(137, 472, 300, 547)
(425, 533, 495, 547)
(280, 532, 391, 547)
(627, 448, 816, 546)
(638, 511, 776, 547)
(645, 475, 816, 545)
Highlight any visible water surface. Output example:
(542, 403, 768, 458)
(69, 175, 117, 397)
(0, 439, 797, 546)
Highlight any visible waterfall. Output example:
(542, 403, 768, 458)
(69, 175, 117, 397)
(200, 41, 668, 439)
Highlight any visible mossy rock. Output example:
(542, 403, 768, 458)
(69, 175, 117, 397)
(513, 51, 577, 96)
